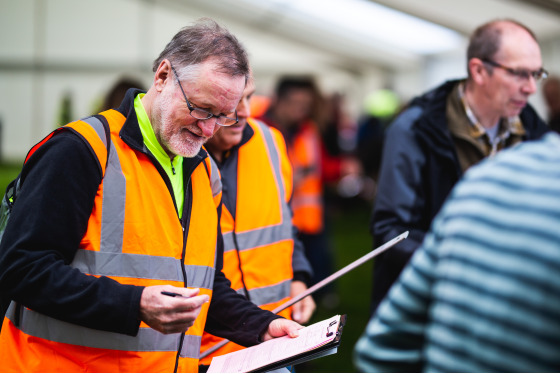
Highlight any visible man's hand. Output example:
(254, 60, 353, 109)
(139, 285, 209, 334)
(290, 280, 316, 324)
(261, 318, 303, 342)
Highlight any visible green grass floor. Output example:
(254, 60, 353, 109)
(0, 161, 23, 195)
(0, 163, 376, 373)
(294, 196, 375, 373)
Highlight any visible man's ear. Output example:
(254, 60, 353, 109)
(469, 58, 489, 86)
(153, 60, 171, 92)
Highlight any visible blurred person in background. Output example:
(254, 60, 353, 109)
(258, 76, 336, 306)
(356, 88, 401, 185)
(99, 77, 146, 112)
(369, 18, 549, 314)
(320, 92, 364, 202)
(200, 72, 315, 370)
(542, 74, 560, 133)
(355, 131, 560, 372)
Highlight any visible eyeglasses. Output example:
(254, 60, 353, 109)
(170, 64, 238, 127)
(481, 59, 548, 82)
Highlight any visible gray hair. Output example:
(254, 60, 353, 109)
(152, 18, 249, 83)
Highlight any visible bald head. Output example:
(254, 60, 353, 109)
(467, 19, 539, 78)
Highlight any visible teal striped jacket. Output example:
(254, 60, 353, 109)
(354, 132, 560, 372)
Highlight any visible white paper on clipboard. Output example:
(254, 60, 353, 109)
(207, 315, 344, 373)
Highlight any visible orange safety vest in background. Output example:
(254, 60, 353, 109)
(289, 120, 324, 234)
(199, 119, 295, 364)
(0, 110, 222, 373)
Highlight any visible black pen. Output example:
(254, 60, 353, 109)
(161, 291, 189, 298)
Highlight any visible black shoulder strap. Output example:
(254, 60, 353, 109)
(95, 114, 112, 174)
(82, 114, 112, 177)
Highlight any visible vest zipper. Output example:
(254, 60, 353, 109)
(174, 177, 192, 373)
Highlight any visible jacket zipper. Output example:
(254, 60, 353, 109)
(134, 144, 202, 372)
(174, 177, 193, 373)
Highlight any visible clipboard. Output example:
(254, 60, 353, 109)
(251, 314, 347, 373)
(207, 315, 347, 373)
(201, 231, 408, 361)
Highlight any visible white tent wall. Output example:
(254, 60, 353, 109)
(1, 0, 560, 161)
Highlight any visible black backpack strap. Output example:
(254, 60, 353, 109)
(80, 114, 112, 176)
(96, 114, 112, 173)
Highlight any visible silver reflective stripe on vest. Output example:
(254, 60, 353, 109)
(180, 335, 203, 359)
(187, 264, 215, 290)
(207, 156, 222, 198)
(4, 302, 202, 355)
(222, 232, 236, 253)
(223, 121, 293, 255)
(79, 116, 127, 254)
(81, 116, 108, 149)
(255, 121, 292, 233)
(223, 224, 292, 254)
(71, 250, 214, 289)
(236, 279, 292, 306)
(101, 140, 126, 253)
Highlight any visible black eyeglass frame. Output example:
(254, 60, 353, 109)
(481, 59, 548, 82)
(170, 64, 239, 127)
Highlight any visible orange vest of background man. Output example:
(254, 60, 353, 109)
(200, 119, 304, 364)
(289, 120, 324, 234)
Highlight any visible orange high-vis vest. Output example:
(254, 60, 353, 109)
(0, 110, 222, 373)
(289, 121, 323, 234)
(199, 119, 294, 364)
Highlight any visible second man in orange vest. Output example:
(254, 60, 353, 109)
(201, 73, 316, 367)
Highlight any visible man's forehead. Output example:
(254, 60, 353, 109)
(189, 71, 245, 110)
(495, 43, 541, 70)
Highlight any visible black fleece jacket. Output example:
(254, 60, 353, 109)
(0, 89, 280, 346)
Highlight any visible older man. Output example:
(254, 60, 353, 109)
(369, 19, 549, 313)
(200, 74, 316, 367)
(0, 19, 300, 372)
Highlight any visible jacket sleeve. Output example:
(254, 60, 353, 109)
(520, 104, 550, 140)
(369, 107, 431, 311)
(371, 106, 430, 256)
(291, 225, 313, 285)
(0, 131, 144, 336)
(205, 202, 282, 347)
(354, 228, 439, 373)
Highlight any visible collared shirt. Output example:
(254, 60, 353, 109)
(445, 82, 526, 172)
(134, 94, 184, 217)
(457, 81, 525, 156)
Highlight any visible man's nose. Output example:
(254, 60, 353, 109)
(522, 75, 538, 95)
(197, 118, 218, 138)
